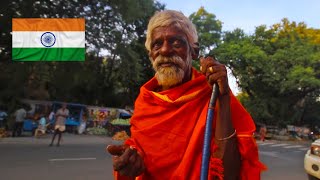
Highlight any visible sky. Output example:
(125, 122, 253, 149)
(158, 0, 320, 33)
(158, 0, 320, 94)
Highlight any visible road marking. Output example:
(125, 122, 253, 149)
(299, 147, 309, 151)
(283, 145, 304, 149)
(49, 157, 96, 162)
(270, 144, 289, 147)
(259, 151, 291, 161)
(258, 142, 275, 146)
(292, 150, 302, 153)
(259, 151, 281, 158)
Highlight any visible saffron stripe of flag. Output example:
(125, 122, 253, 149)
(12, 18, 85, 31)
(12, 18, 85, 61)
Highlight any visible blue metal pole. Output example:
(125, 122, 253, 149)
(200, 83, 219, 180)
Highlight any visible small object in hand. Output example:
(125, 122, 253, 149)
(106, 145, 128, 156)
(112, 131, 130, 141)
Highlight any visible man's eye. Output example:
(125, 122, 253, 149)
(172, 41, 182, 48)
(172, 39, 185, 48)
(152, 41, 162, 49)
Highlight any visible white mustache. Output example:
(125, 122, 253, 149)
(153, 55, 184, 71)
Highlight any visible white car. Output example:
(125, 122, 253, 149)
(305, 139, 320, 180)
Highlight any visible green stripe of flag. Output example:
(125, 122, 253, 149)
(12, 48, 85, 61)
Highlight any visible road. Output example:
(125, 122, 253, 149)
(259, 140, 311, 180)
(0, 134, 313, 180)
(0, 134, 115, 180)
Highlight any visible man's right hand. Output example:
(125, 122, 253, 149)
(107, 145, 145, 177)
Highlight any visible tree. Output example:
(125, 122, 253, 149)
(215, 19, 320, 126)
(0, 0, 164, 111)
(189, 6, 222, 55)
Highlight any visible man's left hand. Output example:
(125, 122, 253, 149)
(200, 56, 229, 95)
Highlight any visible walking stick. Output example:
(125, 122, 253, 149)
(200, 83, 219, 180)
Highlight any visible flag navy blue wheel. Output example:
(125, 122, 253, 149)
(40, 32, 56, 47)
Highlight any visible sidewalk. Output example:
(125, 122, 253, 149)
(0, 133, 113, 145)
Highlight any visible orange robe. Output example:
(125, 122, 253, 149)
(114, 68, 266, 180)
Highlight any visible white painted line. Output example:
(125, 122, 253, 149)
(291, 150, 302, 153)
(258, 142, 275, 146)
(259, 151, 280, 158)
(259, 151, 291, 160)
(270, 144, 289, 147)
(283, 145, 304, 149)
(299, 147, 309, 151)
(49, 157, 96, 162)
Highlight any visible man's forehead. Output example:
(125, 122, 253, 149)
(151, 25, 187, 39)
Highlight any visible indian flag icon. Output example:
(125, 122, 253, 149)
(12, 18, 85, 61)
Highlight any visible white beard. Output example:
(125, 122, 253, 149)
(152, 55, 191, 88)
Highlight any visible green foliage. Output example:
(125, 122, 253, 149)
(0, 0, 164, 111)
(189, 7, 222, 55)
(87, 127, 108, 135)
(110, 118, 130, 126)
(217, 19, 320, 126)
(1, 3, 319, 128)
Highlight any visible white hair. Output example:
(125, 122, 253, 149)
(145, 10, 198, 52)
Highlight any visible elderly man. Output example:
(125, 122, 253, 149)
(108, 10, 265, 179)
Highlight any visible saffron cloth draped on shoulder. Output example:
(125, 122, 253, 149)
(12, 18, 85, 61)
(114, 69, 266, 180)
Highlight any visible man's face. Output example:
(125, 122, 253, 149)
(149, 25, 192, 88)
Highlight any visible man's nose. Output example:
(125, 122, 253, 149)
(159, 41, 174, 56)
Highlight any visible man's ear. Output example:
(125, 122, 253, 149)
(191, 42, 200, 59)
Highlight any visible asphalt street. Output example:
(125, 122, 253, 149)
(0, 134, 115, 180)
(258, 140, 311, 180)
(0, 133, 313, 180)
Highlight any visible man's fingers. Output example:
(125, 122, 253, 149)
(128, 149, 137, 163)
(119, 147, 134, 163)
(112, 156, 126, 171)
(200, 57, 221, 75)
(205, 65, 225, 77)
(200, 56, 229, 93)
(106, 144, 128, 156)
(134, 154, 145, 176)
(110, 145, 132, 171)
(127, 150, 144, 177)
(111, 146, 145, 177)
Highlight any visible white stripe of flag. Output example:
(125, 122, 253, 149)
(12, 31, 85, 48)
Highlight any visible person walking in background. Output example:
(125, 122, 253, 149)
(12, 106, 27, 137)
(49, 103, 69, 147)
(260, 125, 267, 142)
